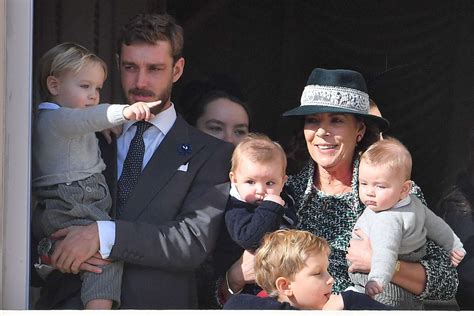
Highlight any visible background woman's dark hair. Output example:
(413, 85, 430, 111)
(184, 90, 250, 127)
(179, 74, 252, 128)
(468, 128, 474, 180)
(437, 127, 474, 218)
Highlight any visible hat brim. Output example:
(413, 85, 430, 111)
(282, 105, 389, 132)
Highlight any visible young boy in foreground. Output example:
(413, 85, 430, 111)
(224, 229, 391, 310)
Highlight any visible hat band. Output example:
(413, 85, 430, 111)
(300, 85, 369, 112)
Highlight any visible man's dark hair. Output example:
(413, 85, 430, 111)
(117, 13, 183, 63)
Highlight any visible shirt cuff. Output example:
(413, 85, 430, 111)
(97, 220, 116, 259)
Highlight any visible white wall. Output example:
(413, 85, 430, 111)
(0, 0, 5, 307)
(1, 0, 33, 309)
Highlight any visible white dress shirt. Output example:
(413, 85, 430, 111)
(97, 104, 177, 258)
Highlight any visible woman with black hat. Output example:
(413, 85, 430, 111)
(217, 68, 457, 309)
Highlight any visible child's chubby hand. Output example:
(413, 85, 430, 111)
(365, 280, 383, 297)
(322, 294, 344, 310)
(263, 194, 285, 206)
(450, 249, 466, 267)
(123, 100, 161, 121)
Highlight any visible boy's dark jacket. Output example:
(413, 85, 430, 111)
(224, 290, 393, 310)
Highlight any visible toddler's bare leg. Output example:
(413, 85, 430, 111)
(85, 299, 113, 310)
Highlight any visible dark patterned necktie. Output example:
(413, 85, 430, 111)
(117, 121, 152, 216)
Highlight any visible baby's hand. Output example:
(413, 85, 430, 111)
(450, 249, 465, 267)
(123, 100, 161, 121)
(263, 194, 285, 206)
(365, 280, 383, 297)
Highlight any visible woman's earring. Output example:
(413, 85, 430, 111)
(356, 135, 362, 142)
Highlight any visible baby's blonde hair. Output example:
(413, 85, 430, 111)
(255, 229, 330, 298)
(38, 42, 107, 102)
(360, 137, 412, 180)
(231, 133, 287, 175)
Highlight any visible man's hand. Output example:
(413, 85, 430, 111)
(50, 223, 100, 274)
(346, 229, 372, 273)
(101, 125, 123, 144)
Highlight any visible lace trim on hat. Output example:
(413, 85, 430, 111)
(300, 84, 369, 112)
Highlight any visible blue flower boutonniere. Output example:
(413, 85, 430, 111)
(177, 143, 192, 155)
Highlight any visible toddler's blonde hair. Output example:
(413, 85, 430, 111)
(255, 229, 330, 297)
(360, 137, 412, 180)
(38, 42, 107, 102)
(231, 133, 287, 175)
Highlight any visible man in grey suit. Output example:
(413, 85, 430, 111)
(40, 13, 233, 309)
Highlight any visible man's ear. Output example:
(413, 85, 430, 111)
(46, 75, 60, 96)
(172, 57, 185, 83)
(275, 277, 293, 297)
(400, 180, 412, 199)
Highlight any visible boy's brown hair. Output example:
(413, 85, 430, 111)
(255, 229, 330, 297)
(360, 136, 412, 180)
(231, 133, 287, 175)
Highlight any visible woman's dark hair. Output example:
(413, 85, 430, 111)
(183, 89, 251, 127)
(180, 75, 251, 128)
(354, 115, 381, 154)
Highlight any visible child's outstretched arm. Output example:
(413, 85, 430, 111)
(101, 100, 161, 144)
(123, 100, 161, 121)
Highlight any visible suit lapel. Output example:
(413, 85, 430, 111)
(120, 116, 205, 221)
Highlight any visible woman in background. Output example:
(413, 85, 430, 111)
(438, 128, 474, 310)
(181, 76, 250, 146)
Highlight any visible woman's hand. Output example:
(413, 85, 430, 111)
(347, 229, 426, 295)
(227, 250, 256, 291)
(218, 250, 256, 302)
(346, 229, 372, 273)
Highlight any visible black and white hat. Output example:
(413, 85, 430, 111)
(282, 68, 389, 131)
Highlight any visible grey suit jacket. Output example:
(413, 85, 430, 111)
(37, 115, 233, 309)
(109, 115, 233, 308)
